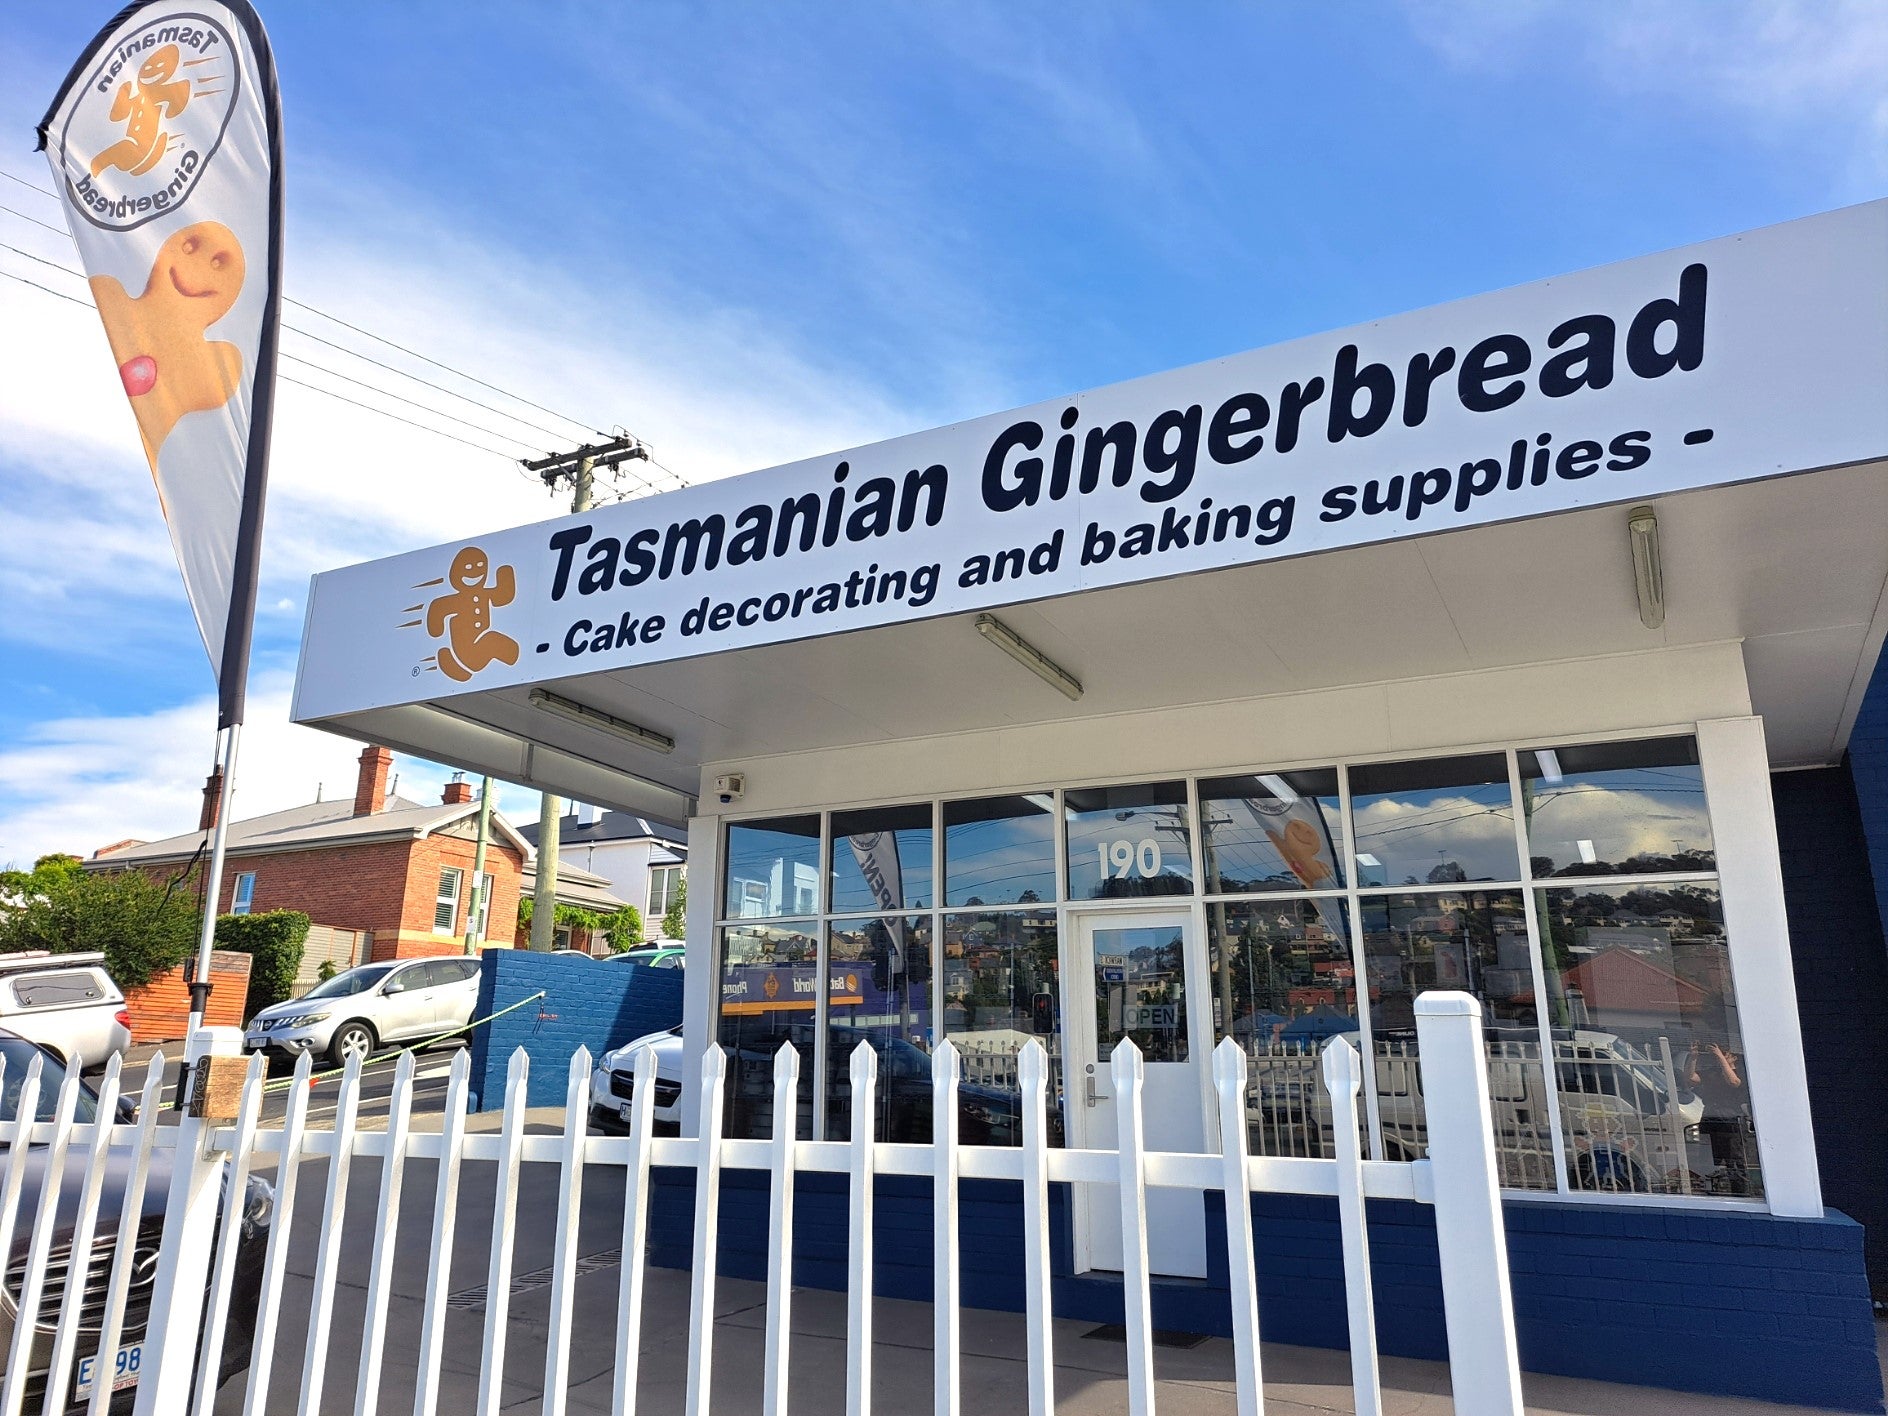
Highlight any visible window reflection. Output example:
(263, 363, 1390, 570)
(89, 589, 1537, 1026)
(1090, 924, 1189, 1062)
(717, 922, 818, 1138)
(1359, 890, 1553, 1188)
(830, 804, 933, 914)
(1198, 770, 1345, 895)
(1206, 898, 1360, 1159)
(1349, 754, 1517, 886)
(1519, 737, 1715, 877)
(943, 795, 1056, 907)
(826, 916, 934, 1141)
(724, 816, 821, 918)
(1065, 781, 1194, 899)
(940, 910, 1064, 1145)
(1537, 882, 1759, 1198)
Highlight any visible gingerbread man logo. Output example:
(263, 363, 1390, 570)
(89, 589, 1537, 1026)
(1264, 818, 1336, 891)
(90, 44, 192, 179)
(88, 221, 245, 469)
(421, 546, 519, 682)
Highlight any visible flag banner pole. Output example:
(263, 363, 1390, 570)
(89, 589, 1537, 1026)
(38, 0, 286, 1037)
(186, 720, 241, 1034)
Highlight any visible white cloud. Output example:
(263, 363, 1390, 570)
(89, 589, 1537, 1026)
(1403, 0, 1888, 184)
(0, 673, 538, 867)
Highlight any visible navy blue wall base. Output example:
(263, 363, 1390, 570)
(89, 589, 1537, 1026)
(647, 1171, 1883, 1412)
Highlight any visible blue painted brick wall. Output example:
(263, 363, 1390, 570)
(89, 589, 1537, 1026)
(1774, 764, 1888, 1302)
(647, 1174, 1883, 1411)
(1851, 653, 1888, 946)
(467, 952, 683, 1110)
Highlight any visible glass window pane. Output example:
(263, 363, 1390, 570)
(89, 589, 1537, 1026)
(943, 795, 1056, 907)
(716, 921, 819, 1138)
(1065, 781, 1194, 900)
(1206, 897, 1361, 1157)
(1349, 754, 1518, 886)
(1358, 889, 1554, 1189)
(1089, 922, 1189, 1062)
(1198, 770, 1345, 894)
(825, 916, 934, 1141)
(830, 804, 934, 914)
(940, 909, 1064, 1146)
(1536, 882, 1760, 1199)
(1519, 737, 1715, 877)
(724, 815, 821, 918)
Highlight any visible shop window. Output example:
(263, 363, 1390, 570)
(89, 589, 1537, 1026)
(1064, 780, 1194, 900)
(1535, 881, 1759, 1199)
(824, 916, 933, 1141)
(1359, 889, 1554, 1189)
(942, 795, 1056, 907)
(1197, 769, 1345, 895)
(723, 816, 821, 919)
(940, 909, 1064, 1146)
(1206, 897, 1360, 1158)
(1518, 737, 1715, 877)
(717, 921, 819, 1138)
(1349, 754, 1518, 886)
(829, 804, 933, 914)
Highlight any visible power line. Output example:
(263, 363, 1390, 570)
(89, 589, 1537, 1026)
(0, 266, 533, 463)
(1, 166, 688, 489)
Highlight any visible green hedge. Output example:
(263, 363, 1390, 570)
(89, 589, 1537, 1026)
(215, 910, 310, 1019)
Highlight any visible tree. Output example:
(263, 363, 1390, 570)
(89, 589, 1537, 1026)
(0, 864, 200, 987)
(661, 876, 686, 941)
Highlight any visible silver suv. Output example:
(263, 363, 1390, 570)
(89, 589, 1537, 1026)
(243, 957, 481, 1067)
(0, 953, 131, 1068)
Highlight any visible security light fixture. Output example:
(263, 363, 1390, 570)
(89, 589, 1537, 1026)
(974, 614, 1083, 701)
(528, 688, 675, 755)
(1627, 504, 1665, 630)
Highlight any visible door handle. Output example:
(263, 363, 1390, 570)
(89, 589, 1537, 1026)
(1084, 1073, 1100, 1108)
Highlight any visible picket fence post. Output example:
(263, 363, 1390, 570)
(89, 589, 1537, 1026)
(1322, 1037, 1382, 1416)
(134, 1026, 242, 1416)
(1413, 992, 1525, 1416)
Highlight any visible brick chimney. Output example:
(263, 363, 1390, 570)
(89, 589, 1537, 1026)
(354, 745, 393, 816)
(198, 766, 224, 831)
(442, 775, 474, 805)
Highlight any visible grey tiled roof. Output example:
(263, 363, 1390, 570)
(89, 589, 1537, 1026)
(87, 795, 530, 867)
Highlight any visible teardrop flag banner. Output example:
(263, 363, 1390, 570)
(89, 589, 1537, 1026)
(37, 0, 284, 731)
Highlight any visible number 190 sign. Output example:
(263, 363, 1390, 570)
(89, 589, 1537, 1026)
(1097, 837, 1163, 880)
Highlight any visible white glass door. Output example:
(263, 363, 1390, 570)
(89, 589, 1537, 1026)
(1066, 908, 1209, 1278)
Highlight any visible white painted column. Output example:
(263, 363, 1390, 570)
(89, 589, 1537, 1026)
(1696, 715, 1822, 1217)
(680, 811, 721, 1137)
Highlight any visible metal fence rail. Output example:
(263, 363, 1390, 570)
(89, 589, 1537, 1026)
(0, 991, 1525, 1416)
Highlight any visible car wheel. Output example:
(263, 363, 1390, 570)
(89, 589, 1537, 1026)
(328, 1021, 375, 1069)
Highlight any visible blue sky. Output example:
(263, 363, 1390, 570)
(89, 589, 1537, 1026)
(2, 0, 1884, 863)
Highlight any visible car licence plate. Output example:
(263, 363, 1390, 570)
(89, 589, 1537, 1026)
(76, 1343, 142, 1397)
(619, 1101, 635, 1121)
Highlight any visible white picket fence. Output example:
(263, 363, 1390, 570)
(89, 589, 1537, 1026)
(0, 991, 1524, 1416)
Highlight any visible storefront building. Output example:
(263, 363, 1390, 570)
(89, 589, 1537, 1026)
(294, 202, 1888, 1409)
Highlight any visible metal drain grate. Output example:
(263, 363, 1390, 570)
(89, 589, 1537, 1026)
(445, 1248, 623, 1311)
(1081, 1323, 1211, 1350)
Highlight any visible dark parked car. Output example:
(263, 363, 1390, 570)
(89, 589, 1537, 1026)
(0, 1030, 273, 1413)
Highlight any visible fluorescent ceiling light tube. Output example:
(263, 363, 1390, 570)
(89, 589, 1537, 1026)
(1257, 774, 1299, 803)
(974, 614, 1083, 701)
(1577, 839, 1598, 865)
(1627, 505, 1664, 631)
(528, 688, 675, 754)
(1536, 750, 1563, 784)
(1355, 853, 1381, 868)
(1022, 791, 1080, 823)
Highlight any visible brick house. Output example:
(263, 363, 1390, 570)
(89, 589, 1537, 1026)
(88, 745, 532, 971)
